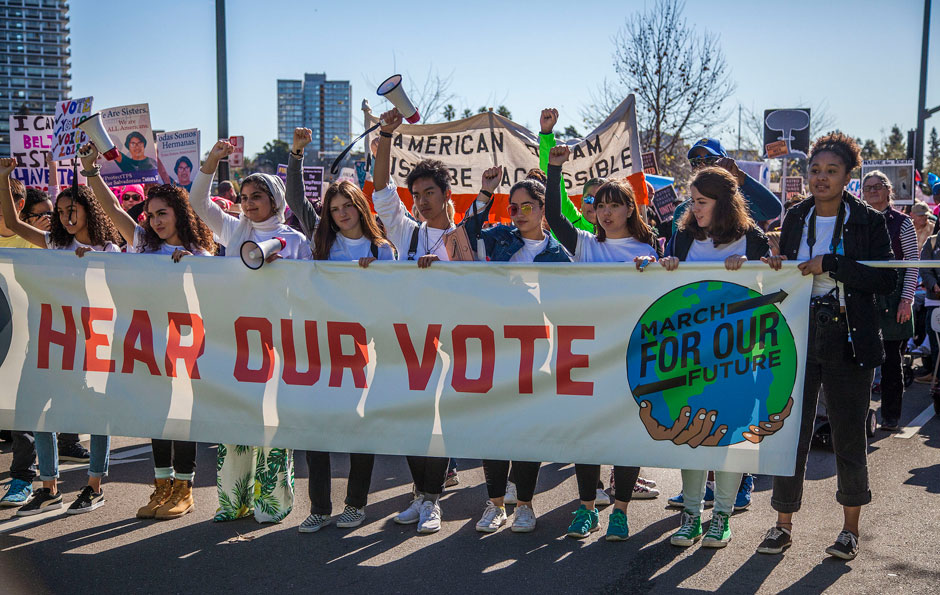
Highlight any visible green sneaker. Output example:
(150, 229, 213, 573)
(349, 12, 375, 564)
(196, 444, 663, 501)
(605, 508, 630, 541)
(670, 510, 703, 546)
(702, 511, 731, 548)
(566, 505, 599, 539)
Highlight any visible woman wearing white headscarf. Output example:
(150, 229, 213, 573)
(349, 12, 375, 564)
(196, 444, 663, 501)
(190, 140, 311, 523)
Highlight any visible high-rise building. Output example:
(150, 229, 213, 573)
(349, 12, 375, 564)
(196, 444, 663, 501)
(277, 73, 351, 159)
(0, 0, 71, 156)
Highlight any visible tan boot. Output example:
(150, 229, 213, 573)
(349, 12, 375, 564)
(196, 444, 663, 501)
(137, 478, 173, 519)
(155, 479, 194, 520)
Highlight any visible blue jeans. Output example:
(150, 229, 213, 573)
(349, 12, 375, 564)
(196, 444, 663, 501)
(34, 432, 110, 480)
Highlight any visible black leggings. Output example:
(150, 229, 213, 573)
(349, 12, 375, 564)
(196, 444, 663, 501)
(575, 464, 640, 504)
(306, 451, 374, 515)
(482, 460, 540, 502)
(406, 456, 449, 496)
(880, 339, 904, 421)
(151, 439, 196, 475)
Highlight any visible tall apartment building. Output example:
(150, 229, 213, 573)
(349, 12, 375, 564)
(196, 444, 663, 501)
(277, 73, 351, 159)
(0, 0, 70, 156)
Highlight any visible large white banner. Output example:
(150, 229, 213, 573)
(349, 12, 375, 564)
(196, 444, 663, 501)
(0, 251, 811, 474)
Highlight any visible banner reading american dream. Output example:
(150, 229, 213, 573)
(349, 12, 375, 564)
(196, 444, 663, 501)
(0, 252, 811, 474)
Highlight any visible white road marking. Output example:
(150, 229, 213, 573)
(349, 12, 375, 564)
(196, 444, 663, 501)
(894, 405, 936, 439)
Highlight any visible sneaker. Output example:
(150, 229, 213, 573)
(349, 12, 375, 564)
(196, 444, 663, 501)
(702, 511, 732, 548)
(637, 476, 657, 488)
(566, 505, 599, 539)
(880, 418, 901, 432)
(595, 487, 611, 507)
(298, 513, 332, 533)
(58, 442, 90, 463)
(668, 483, 714, 509)
(0, 479, 34, 507)
(511, 504, 536, 533)
(67, 486, 105, 514)
(667, 492, 685, 508)
(335, 505, 366, 528)
(16, 487, 62, 516)
(632, 482, 660, 499)
(757, 526, 792, 554)
(394, 495, 424, 525)
(475, 501, 507, 533)
(825, 530, 859, 560)
(417, 499, 442, 534)
(735, 475, 754, 510)
(605, 508, 630, 541)
(504, 482, 518, 505)
(670, 511, 703, 546)
(444, 471, 459, 488)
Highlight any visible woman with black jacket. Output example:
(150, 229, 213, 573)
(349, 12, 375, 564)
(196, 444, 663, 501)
(759, 133, 897, 561)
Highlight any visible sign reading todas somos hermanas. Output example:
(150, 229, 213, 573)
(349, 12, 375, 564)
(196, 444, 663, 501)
(97, 103, 160, 185)
(0, 251, 811, 474)
(156, 129, 200, 192)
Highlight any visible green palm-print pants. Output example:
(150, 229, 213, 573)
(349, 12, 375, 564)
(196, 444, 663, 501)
(215, 444, 294, 523)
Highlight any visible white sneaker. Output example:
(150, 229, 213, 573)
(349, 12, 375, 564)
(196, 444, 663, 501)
(504, 482, 518, 505)
(394, 495, 424, 525)
(637, 476, 657, 488)
(511, 504, 537, 533)
(631, 482, 661, 499)
(417, 499, 442, 534)
(595, 488, 612, 507)
(475, 501, 507, 533)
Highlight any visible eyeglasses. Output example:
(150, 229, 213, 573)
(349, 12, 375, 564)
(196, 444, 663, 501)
(689, 155, 722, 167)
(862, 183, 886, 192)
(509, 203, 534, 217)
(582, 195, 595, 205)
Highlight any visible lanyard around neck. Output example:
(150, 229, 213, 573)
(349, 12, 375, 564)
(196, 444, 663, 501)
(807, 200, 846, 259)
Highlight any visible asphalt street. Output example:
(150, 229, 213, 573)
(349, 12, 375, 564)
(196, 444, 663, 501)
(0, 384, 937, 594)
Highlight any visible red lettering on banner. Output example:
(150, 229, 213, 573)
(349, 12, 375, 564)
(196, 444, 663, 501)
(451, 324, 495, 393)
(394, 323, 442, 390)
(233, 317, 275, 383)
(557, 326, 594, 395)
(37, 303, 76, 370)
(327, 322, 369, 388)
(122, 309, 160, 375)
(281, 319, 321, 386)
(81, 307, 115, 373)
(504, 325, 551, 394)
(165, 312, 205, 379)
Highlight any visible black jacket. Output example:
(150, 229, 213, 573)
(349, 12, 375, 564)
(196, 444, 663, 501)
(666, 226, 770, 261)
(778, 191, 898, 368)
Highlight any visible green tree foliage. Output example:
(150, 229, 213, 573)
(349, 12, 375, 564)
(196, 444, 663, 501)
(254, 139, 290, 169)
(442, 104, 455, 121)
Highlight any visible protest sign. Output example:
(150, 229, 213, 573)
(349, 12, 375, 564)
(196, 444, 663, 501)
(302, 166, 324, 203)
(355, 159, 368, 187)
(8, 114, 84, 189)
(156, 128, 200, 192)
(229, 136, 245, 168)
(652, 184, 679, 223)
(51, 96, 93, 161)
(364, 94, 642, 222)
(765, 140, 788, 159)
(763, 108, 810, 159)
(276, 163, 288, 183)
(337, 167, 357, 184)
(641, 151, 658, 175)
(784, 176, 804, 199)
(847, 178, 861, 198)
(861, 159, 915, 205)
(97, 103, 160, 185)
(0, 250, 810, 474)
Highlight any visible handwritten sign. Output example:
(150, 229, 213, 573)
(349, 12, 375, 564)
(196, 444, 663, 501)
(51, 96, 93, 160)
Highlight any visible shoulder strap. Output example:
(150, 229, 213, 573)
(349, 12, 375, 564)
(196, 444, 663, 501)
(931, 235, 937, 254)
(371, 243, 379, 259)
(407, 226, 420, 260)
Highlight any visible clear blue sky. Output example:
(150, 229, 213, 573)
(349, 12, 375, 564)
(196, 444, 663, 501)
(70, 0, 939, 157)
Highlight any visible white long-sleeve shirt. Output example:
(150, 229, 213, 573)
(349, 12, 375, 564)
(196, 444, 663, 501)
(371, 181, 453, 261)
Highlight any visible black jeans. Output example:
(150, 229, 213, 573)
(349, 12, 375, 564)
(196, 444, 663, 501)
(151, 439, 196, 475)
(575, 464, 640, 504)
(772, 317, 873, 512)
(306, 451, 374, 515)
(482, 460, 540, 502)
(406, 456, 449, 496)
(880, 339, 905, 422)
(10, 431, 36, 482)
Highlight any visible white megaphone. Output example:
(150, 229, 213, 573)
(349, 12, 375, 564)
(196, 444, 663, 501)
(240, 237, 286, 270)
(76, 112, 119, 161)
(377, 74, 420, 124)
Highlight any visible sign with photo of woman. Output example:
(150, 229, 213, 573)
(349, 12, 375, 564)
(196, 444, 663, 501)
(97, 103, 160, 185)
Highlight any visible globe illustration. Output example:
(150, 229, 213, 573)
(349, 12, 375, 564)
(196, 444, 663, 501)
(627, 281, 797, 446)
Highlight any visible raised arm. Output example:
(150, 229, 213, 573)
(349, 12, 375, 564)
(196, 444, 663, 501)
(79, 143, 136, 246)
(190, 140, 237, 238)
(285, 127, 319, 240)
(372, 108, 402, 192)
(545, 146, 579, 254)
(0, 158, 47, 247)
(539, 108, 593, 232)
(44, 151, 60, 198)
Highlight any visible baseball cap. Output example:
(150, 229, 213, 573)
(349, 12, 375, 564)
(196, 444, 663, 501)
(688, 138, 728, 159)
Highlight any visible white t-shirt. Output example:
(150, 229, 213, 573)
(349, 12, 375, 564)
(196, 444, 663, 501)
(327, 234, 396, 261)
(574, 228, 656, 263)
(797, 205, 850, 300)
(371, 181, 454, 261)
(130, 226, 212, 256)
(687, 235, 747, 262)
(43, 232, 121, 253)
(509, 236, 549, 263)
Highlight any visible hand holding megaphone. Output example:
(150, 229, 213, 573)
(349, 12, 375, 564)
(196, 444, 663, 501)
(78, 142, 98, 170)
(76, 112, 119, 161)
(240, 237, 287, 270)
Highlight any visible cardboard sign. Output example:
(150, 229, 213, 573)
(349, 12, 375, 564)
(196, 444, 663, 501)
(641, 151, 658, 175)
(763, 108, 811, 159)
(784, 177, 804, 199)
(765, 140, 788, 159)
(51, 96, 93, 161)
(9, 114, 84, 189)
(228, 136, 245, 168)
(97, 103, 160, 185)
(652, 184, 679, 223)
(302, 166, 324, 204)
(860, 159, 916, 205)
